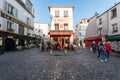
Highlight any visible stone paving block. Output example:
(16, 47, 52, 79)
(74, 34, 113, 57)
(0, 48, 119, 80)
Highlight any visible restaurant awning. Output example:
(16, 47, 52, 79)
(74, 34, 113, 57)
(107, 34, 120, 41)
(48, 30, 74, 36)
(85, 34, 107, 41)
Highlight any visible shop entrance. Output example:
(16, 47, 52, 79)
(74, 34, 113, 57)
(51, 36, 70, 49)
(5, 38, 16, 51)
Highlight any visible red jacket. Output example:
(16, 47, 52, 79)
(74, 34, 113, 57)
(104, 43, 111, 51)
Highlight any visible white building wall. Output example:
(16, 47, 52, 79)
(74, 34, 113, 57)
(97, 12, 108, 35)
(50, 7, 73, 30)
(49, 6, 74, 44)
(5, 0, 34, 27)
(34, 23, 49, 38)
(86, 16, 98, 38)
(75, 19, 89, 42)
(0, 0, 34, 36)
(108, 4, 120, 35)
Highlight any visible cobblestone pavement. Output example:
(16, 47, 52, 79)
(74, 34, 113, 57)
(0, 48, 120, 80)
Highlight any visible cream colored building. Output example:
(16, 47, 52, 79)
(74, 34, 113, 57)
(48, 6, 74, 48)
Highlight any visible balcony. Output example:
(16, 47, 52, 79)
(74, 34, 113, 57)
(7, 28, 14, 33)
(112, 30, 118, 34)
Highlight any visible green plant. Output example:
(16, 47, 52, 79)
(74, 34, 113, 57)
(7, 28, 14, 32)
(27, 33, 30, 36)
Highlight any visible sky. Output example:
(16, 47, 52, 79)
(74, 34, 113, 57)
(30, 0, 120, 28)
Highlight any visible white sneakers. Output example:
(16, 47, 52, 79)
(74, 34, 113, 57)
(100, 59, 107, 62)
(100, 59, 104, 62)
(105, 59, 107, 62)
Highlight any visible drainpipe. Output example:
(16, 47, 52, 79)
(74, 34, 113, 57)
(107, 11, 109, 37)
(106, 11, 109, 40)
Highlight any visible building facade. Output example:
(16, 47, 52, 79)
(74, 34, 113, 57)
(75, 18, 90, 44)
(48, 6, 74, 48)
(0, 0, 34, 54)
(34, 22, 50, 42)
(85, 2, 120, 51)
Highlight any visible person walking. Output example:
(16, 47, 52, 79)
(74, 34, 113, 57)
(97, 42, 101, 58)
(91, 41, 97, 53)
(99, 42, 107, 62)
(104, 41, 112, 59)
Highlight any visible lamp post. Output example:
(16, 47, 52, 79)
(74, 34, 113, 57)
(50, 15, 53, 43)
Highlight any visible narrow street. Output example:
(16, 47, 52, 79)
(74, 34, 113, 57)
(0, 48, 120, 80)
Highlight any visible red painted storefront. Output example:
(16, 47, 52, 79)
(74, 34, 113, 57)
(85, 34, 107, 47)
(48, 30, 74, 48)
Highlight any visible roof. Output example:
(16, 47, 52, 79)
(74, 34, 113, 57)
(48, 6, 74, 11)
(97, 2, 120, 18)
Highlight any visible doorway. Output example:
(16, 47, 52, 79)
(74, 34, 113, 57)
(5, 38, 16, 51)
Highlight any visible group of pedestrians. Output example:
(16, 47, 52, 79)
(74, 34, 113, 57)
(91, 41, 112, 62)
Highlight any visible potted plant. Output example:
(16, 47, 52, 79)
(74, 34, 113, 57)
(27, 33, 30, 36)
(7, 28, 14, 32)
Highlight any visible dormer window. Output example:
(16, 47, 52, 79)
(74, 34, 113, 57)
(111, 8, 117, 18)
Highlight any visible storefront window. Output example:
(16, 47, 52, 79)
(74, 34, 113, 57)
(25, 40, 27, 44)
(0, 38, 3, 46)
(16, 39, 18, 45)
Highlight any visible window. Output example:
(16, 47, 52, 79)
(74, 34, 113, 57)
(64, 11, 68, 17)
(87, 20, 89, 22)
(8, 4, 13, 15)
(38, 29, 41, 32)
(26, 17, 31, 25)
(7, 21, 14, 32)
(111, 8, 117, 18)
(55, 10, 59, 17)
(112, 23, 118, 33)
(5, 1, 18, 17)
(99, 18, 102, 25)
(19, 25, 24, 34)
(64, 24, 68, 30)
(55, 24, 59, 30)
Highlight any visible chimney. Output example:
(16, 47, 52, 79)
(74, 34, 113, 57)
(95, 12, 99, 16)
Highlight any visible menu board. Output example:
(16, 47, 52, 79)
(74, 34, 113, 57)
(0, 38, 3, 46)
(16, 39, 18, 45)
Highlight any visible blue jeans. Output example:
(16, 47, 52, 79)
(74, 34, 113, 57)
(100, 52, 106, 61)
(92, 47, 96, 53)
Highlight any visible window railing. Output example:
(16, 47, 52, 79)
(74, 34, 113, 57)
(112, 30, 118, 34)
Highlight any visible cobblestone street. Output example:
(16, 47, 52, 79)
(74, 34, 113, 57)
(0, 48, 120, 80)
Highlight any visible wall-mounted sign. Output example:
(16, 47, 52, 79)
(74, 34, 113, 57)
(54, 18, 69, 23)
(0, 11, 33, 30)
(60, 24, 64, 28)
(8, 36, 13, 38)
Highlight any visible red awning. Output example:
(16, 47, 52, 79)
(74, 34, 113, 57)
(85, 34, 107, 41)
(48, 30, 74, 36)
